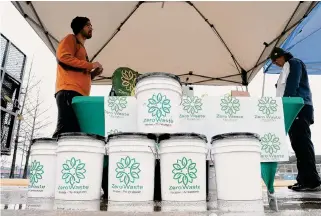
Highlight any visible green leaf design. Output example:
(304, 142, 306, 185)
(173, 173, 182, 180)
(189, 163, 196, 169)
(69, 175, 75, 186)
(76, 163, 85, 170)
(182, 157, 187, 167)
(221, 99, 227, 104)
(157, 93, 162, 102)
(273, 145, 281, 150)
(131, 163, 139, 169)
(221, 105, 228, 111)
(163, 99, 170, 105)
(76, 172, 85, 179)
(182, 175, 188, 186)
(148, 107, 157, 113)
(61, 157, 86, 186)
(172, 157, 198, 186)
(117, 162, 124, 169)
(163, 107, 170, 114)
(124, 174, 130, 186)
(156, 109, 162, 119)
(131, 172, 139, 179)
(70, 157, 76, 167)
(173, 164, 182, 170)
(147, 93, 171, 120)
(125, 156, 131, 166)
(116, 172, 124, 179)
(36, 165, 43, 171)
(148, 98, 157, 105)
(62, 173, 70, 180)
(188, 172, 197, 179)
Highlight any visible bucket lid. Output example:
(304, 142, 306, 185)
(107, 132, 157, 143)
(32, 138, 57, 145)
(58, 132, 105, 142)
(158, 133, 208, 143)
(136, 72, 182, 86)
(211, 132, 260, 144)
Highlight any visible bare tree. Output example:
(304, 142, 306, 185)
(9, 59, 33, 178)
(9, 57, 53, 178)
(22, 89, 52, 179)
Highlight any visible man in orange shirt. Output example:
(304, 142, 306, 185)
(53, 16, 102, 138)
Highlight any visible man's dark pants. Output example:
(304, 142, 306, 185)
(288, 104, 321, 187)
(52, 90, 82, 137)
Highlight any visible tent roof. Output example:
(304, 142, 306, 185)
(12, 1, 317, 86)
(265, 2, 321, 75)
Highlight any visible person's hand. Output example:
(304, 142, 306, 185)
(91, 67, 103, 79)
(92, 62, 102, 69)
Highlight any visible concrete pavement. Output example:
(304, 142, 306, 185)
(1, 184, 321, 215)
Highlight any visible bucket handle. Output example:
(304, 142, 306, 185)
(149, 146, 159, 159)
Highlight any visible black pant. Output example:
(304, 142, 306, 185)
(289, 104, 321, 187)
(52, 90, 81, 138)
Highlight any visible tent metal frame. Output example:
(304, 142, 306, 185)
(12, 1, 317, 86)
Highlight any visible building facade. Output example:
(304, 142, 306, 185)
(1, 33, 27, 155)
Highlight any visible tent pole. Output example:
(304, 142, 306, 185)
(262, 72, 266, 97)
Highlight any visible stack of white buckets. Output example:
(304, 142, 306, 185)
(28, 72, 263, 212)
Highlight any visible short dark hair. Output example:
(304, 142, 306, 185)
(71, 16, 90, 35)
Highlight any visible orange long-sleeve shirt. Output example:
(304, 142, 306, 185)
(55, 34, 94, 96)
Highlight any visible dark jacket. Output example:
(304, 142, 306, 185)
(284, 54, 313, 106)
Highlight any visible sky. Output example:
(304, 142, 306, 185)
(1, 1, 321, 168)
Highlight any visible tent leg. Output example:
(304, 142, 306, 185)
(262, 72, 266, 97)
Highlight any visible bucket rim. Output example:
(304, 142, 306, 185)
(107, 132, 157, 143)
(158, 133, 208, 143)
(32, 138, 57, 145)
(136, 72, 182, 86)
(211, 132, 260, 144)
(58, 132, 105, 143)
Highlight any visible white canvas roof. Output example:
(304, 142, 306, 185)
(12, 1, 317, 86)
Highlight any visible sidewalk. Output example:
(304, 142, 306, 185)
(0, 178, 296, 187)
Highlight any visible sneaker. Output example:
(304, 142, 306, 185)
(288, 182, 299, 189)
(291, 184, 321, 192)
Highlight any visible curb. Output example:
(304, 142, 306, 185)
(1, 179, 296, 187)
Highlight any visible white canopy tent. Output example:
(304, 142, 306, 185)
(12, 1, 317, 86)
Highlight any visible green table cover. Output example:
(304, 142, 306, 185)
(72, 96, 304, 193)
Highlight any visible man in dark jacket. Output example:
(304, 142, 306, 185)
(271, 47, 321, 192)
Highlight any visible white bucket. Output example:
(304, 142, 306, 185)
(135, 72, 182, 133)
(159, 133, 207, 201)
(28, 138, 57, 198)
(107, 132, 157, 201)
(210, 132, 262, 201)
(54, 133, 105, 201)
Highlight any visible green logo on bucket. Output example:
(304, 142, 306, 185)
(258, 97, 277, 117)
(220, 94, 240, 116)
(108, 96, 128, 113)
(147, 93, 171, 121)
(29, 160, 44, 186)
(61, 157, 86, 186)
(261, 133, 281, 155)
(116, 156, 141, 186)
(172, 157, 197, 186)
(182, 96, 202, 115)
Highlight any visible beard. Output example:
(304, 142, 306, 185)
(81, 30, 92, 39)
